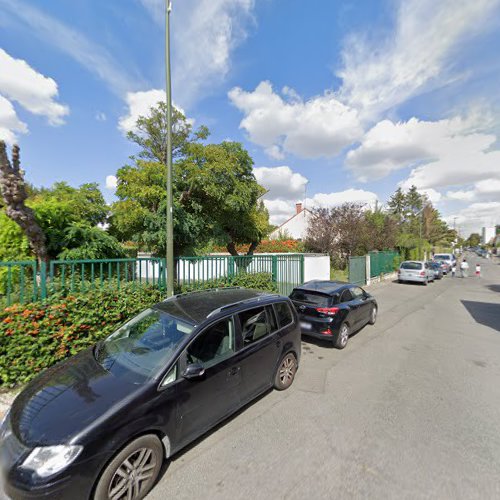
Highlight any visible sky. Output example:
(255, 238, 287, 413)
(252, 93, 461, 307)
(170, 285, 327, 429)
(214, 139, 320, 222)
(1, 0, 500, 237)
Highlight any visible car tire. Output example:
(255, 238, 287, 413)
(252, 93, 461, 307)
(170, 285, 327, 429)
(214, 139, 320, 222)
(93, 434, 163, 500)
(274, 352, 298, 391)
(334, 322, 350, 349)
(368, 306, 377, 325)
(398, 279, 404, 284)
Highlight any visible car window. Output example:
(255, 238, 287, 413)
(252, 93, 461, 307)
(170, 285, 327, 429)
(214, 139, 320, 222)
(350, 287, 364, 299)
(434, 254, 450, 261)
(238, 307, 271, 345)
(266, 305, 279, 331)
(290, 290, 330, 307)
(340, 289, 353, 302)
(400, 262, 422, 270)
(274, 302, 294, 329)
(161, 363, 177, 387)
(186, 318, 235, 369)
(97, 308, 194, 382)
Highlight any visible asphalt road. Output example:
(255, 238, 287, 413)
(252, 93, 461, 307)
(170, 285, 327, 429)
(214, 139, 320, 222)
(147, 253, 500, 500)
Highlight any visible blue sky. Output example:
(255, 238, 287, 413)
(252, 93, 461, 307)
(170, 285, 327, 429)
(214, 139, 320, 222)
(1, 0, 500, 236)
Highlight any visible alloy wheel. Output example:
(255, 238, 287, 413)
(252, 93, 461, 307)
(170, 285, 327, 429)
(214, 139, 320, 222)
(279, 354, 297, 387)
(371, 307, 377, 324)
(107, 447, 157, 500)
(340, 324, 349, 346)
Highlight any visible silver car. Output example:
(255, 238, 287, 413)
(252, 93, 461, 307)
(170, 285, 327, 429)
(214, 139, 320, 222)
(398, 261, 434, 285)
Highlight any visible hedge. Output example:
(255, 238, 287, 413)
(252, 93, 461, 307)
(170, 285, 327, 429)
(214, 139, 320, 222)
(0, 272, 277, 388)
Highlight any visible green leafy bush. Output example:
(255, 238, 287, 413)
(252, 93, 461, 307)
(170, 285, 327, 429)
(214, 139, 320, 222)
(0, 283, 164, 387)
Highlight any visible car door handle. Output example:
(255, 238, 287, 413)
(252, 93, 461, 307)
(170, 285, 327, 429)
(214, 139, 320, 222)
(228, 366, 240, 376)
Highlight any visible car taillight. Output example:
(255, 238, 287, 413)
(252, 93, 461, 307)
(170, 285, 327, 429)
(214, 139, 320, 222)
(316, 307, 340, 316)
(419, 271, 425, 276)
(320, 328, 333, 335)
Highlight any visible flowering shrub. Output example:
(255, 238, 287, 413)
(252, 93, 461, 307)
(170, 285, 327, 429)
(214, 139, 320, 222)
(0, 284, 163, 387)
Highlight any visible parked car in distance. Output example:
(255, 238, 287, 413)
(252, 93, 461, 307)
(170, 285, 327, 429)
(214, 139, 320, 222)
(427, 261, 443, 280)
(398, 261, 434, 285)
(289, 281, 377, 349)
(0, 288, 301, 500)
(434, 259, 450, 274)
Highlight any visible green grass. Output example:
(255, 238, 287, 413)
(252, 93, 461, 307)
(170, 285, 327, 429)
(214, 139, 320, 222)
(330, 268, 348, 282)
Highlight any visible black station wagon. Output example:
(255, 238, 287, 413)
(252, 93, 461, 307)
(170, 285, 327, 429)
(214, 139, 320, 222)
(0, 288, 301, 500)
(290, 281, 378, 349)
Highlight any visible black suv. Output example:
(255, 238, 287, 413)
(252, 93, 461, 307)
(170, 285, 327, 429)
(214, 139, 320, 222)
(290, 281, 377, 349)
(0, 288, 301, 500)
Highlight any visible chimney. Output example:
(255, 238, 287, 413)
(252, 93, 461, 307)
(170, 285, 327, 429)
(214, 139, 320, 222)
(295, 202, 302, 214)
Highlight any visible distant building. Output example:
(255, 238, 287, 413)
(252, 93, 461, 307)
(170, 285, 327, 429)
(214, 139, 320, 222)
(482, 226, 496, 245)
(269, 203, 312, 240)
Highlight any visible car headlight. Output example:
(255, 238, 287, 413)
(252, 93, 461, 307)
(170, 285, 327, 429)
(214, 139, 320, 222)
(21, 445, 83, 478)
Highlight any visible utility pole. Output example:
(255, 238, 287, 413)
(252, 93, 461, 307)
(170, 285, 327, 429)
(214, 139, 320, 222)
(165, 0, 174, 296)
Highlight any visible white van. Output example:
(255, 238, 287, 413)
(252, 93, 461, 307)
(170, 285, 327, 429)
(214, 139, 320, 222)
(433, 253, 456, 266)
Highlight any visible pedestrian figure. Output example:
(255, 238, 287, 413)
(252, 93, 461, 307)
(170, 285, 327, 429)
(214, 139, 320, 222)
(451, 262, 456, 277)
(475, 263, 481, 277)
(460, 258, 469, 278)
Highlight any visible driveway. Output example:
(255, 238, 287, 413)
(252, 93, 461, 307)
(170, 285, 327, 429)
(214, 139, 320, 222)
(147, 254, 500, 499)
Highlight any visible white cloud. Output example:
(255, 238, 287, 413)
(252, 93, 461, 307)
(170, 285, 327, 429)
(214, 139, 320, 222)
(444, 202, 500, 237)
(0, 0, 141, 96)
(0, 48, 68, 125)
(229, 81, 362, 159)
(95, 112, 106, 122)
(0, 95, 28, 144)
(446, 189, 475, 201)
(306, 189, 378, 210)
(118, 89, 190, 134)
(254, 166, 379, 225)
(253, 166, 308, 201)
(105, 175, 118, 190)
(338, 0, 500, 117)
(347, 113, 500, 191)
(419, 188, 442, 204)
(137, 0, 255, 106)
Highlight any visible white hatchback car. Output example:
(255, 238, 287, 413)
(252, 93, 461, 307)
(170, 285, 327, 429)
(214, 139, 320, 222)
(398, 261, 434, 285)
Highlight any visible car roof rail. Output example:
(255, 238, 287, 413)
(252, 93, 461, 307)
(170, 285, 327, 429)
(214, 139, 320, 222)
(163, 286, 244, 302)
(206, 293, 282, 318)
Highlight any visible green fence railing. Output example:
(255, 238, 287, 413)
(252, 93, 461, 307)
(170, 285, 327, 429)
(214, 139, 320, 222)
(176, 254, 304, 296)
(0, 257, 165, 307)
(1, 254, 305, 307)
(369, 251, 399, 278)
(348, 256, 366, 285)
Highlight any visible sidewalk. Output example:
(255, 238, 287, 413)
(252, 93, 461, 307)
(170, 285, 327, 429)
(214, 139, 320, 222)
(0, 391, 18, 419)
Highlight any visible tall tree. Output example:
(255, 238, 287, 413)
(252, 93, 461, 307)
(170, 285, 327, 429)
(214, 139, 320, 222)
(0, 142, 48, 262)
(111, 104, 269, 256)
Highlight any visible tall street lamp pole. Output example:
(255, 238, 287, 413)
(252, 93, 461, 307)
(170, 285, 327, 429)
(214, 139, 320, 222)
(165, 0, 174, 296)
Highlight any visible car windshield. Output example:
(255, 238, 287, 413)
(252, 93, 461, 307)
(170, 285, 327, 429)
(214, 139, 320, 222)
(434, 254, 450, 261)
(96, 308, 194, 382)
(400, 262, 422, 270)
(290, 290, 330, 306)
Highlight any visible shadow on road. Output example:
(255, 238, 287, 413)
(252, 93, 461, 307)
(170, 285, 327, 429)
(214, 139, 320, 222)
(486, 284, 500, 293)
(461, 300, 500, 333)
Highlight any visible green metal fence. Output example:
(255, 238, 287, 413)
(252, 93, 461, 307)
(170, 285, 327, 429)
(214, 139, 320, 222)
(1, 254, 304, 307)
(176, 254, 304, 296)
(369, 251, 399, 278)
(348, 256, 366, 285)
(0, 257, 165, 307)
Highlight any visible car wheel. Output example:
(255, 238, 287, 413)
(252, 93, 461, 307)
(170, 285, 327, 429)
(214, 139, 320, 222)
(368, 306, 377, 325)
(93, 434, 163, 500)
(274, 352, 297, 391)
(334, 322, 350, 349)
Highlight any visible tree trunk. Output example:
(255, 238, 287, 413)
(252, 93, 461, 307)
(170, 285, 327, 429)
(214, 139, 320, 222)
(0, 141, 48, 263)
(226, 241, 238, 256)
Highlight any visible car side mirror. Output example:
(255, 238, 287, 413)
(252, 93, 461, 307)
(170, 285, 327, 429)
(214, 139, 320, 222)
(182, 363, 205, 380)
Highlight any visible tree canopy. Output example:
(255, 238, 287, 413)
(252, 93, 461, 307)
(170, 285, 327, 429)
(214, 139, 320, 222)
(110, 103, 269, 256)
